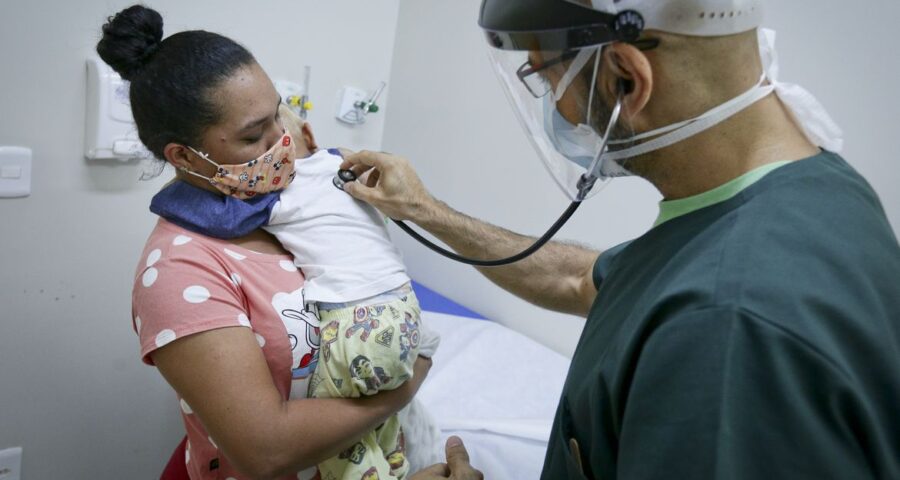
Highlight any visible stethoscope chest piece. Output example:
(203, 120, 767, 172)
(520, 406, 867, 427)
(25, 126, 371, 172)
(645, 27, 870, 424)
(332, 169, 358, 191)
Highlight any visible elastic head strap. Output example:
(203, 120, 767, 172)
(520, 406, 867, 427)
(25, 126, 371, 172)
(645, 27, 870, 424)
(554, 47, 602, 101)
(604, 78, 774, 161)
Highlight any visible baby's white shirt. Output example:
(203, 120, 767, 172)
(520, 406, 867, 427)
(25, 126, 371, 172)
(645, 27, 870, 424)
(264, 149, 410, 304)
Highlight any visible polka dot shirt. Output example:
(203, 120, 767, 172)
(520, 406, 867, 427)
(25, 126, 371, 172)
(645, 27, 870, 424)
(132, 219, 321, 480)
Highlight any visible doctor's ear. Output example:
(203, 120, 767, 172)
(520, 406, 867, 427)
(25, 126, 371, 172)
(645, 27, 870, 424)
(603, 43, 653, 118)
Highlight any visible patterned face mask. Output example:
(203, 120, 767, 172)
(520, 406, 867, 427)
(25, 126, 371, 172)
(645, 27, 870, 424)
(184, 130, 297, 199)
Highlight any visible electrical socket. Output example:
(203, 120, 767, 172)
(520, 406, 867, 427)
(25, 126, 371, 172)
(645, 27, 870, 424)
(0, 447, 22, 480)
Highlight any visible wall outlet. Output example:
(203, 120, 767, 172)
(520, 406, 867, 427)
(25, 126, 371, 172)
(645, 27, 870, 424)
(0, 447, 22, 480)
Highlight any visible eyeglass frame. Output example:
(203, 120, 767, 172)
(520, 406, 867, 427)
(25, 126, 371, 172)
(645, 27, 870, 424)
(516, 38, 661, 98)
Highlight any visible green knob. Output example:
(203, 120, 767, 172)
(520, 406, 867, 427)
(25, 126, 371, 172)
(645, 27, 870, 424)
(368, 104, 379, 113)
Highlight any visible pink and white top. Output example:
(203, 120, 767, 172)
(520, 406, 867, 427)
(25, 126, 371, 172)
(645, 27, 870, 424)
(132, 218, 321, 480)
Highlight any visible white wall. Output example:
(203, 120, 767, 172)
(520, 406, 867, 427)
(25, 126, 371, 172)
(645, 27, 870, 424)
(0, 1, 399, 478)
(382, 0, 900, 356)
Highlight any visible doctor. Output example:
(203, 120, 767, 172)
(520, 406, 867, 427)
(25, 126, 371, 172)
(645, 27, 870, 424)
(349, 0, 900, 478)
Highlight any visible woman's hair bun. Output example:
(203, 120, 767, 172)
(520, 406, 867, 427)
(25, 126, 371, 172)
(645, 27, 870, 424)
(96, 5, 164, 81)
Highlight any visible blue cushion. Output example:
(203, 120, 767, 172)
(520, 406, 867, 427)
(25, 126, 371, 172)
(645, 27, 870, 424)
(411, 281, 486, 320)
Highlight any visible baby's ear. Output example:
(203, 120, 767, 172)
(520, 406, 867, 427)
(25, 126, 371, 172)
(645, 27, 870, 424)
(301, 122, 318, 152)
(280, 104, 304, 139)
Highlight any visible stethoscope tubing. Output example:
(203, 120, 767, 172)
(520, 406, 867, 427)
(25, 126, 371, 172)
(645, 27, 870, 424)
(389, 200, 582, 267)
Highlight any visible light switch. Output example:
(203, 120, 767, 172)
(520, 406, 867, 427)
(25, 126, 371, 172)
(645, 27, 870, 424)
(0, 146, 32, 198)
(112, 139, 141, 156)
(1, 165, 22, 179)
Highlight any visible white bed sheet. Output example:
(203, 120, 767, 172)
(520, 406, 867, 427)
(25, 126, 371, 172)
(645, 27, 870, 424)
(417, 311, 571, 480)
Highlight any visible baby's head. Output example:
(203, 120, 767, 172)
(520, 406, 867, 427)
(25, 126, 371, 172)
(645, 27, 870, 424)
(279, 104, 318, 158)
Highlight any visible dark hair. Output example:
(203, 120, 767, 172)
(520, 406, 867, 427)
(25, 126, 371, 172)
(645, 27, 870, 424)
(96, 5, 256, 165)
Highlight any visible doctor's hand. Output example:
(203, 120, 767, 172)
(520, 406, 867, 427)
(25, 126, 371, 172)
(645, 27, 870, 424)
(409, 436, 484, 480)
(339, 150, 438, 222)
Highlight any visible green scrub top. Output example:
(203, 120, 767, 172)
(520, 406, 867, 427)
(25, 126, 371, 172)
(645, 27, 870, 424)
(542, 151, 900, 479)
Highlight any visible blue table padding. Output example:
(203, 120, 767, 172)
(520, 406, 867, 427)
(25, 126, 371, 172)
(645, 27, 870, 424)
(411, 281, 486, 320)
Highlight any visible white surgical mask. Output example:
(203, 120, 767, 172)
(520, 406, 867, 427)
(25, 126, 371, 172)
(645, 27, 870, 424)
(541, 45, 636, 180)
(542, 95, 599, 169)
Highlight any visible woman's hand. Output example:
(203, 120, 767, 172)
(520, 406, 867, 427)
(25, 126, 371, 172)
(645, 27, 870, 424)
(364, 355, 433, 416)
(405, 355, 434, 399)
(338, 150, 438, 222)
(409, 436, 484, 480)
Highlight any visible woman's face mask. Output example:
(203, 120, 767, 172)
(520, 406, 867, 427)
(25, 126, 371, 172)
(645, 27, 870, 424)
(183, 129, 297, 199)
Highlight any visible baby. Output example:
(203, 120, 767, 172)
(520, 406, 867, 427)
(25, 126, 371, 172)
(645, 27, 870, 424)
(271, 107, 442, 479)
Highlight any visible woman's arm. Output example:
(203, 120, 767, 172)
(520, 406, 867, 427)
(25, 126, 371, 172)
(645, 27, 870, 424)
(152, 325, 430, 479)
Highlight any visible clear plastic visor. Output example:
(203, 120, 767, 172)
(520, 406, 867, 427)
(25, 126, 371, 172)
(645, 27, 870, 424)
(487, 45, 627, 200)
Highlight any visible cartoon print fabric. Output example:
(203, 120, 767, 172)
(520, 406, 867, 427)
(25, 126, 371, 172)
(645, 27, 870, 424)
(310, 293, 423, 480)
(272, 287, 321, 400)
(186, 130, 298, 199)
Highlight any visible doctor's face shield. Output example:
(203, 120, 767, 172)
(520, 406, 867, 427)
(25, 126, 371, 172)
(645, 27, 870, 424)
(478, 0, 767, 200)
(479, 0, 658, 200)
(487, 42, 657, 200)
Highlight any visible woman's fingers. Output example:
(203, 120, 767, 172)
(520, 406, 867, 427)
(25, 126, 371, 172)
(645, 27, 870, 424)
(413, 355, 433, 381)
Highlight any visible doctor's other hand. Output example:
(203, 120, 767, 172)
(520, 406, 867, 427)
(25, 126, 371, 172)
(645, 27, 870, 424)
(340, 150, 437, 222)
(409, 436, 484, 480)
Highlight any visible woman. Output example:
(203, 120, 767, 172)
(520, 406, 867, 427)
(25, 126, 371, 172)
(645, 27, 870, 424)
(97, 5, 447, 479)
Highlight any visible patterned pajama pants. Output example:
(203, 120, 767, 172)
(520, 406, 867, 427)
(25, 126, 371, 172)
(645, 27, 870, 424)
(310, 291, 422, 480)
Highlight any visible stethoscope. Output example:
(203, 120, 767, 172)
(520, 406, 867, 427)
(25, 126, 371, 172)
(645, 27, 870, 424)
(331, 91, 624, 267)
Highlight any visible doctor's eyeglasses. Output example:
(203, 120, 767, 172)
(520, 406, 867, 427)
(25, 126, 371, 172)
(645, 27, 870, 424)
(517, 50, 579, 98)
(516, 38, 661, 98)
